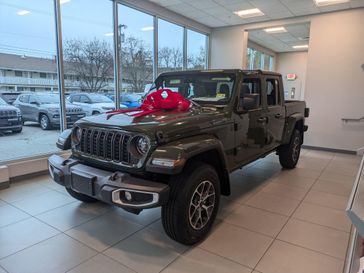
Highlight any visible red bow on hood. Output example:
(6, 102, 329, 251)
(106, 88, 191, 120)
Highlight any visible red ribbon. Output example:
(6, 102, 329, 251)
(106, 88, 191, 120)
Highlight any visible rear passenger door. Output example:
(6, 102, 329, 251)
(264, 76, 285, 150)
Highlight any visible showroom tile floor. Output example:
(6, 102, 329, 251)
(0, 149, 361, 273)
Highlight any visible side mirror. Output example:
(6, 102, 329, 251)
(30, 101, 39, 106)
(237, 89, 260, 113)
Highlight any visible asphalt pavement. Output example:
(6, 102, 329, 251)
(0, 122, 61, 162)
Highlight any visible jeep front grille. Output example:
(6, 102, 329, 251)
(0, 110, 17, 118)
(77, 128, 138, 165)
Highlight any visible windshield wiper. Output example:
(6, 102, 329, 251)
(190, 99, 202, 108)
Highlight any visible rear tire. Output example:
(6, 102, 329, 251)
(279, 129, 302, 169)
(162, 163, 220, 245)
(66, 187, 98, 203)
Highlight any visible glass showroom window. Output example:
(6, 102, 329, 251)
(118, 4, 154, 94)
(158, 19, 184, 74)
(187, 29, 208, 70)
(246, 47, 274, 71)
(0, 0, 60, 162)
(61, 0, 114, 111)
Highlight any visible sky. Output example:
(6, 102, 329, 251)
(0, 0, 206, 59)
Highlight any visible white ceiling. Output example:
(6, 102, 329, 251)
(147, 0, 364, 28)
(248, 22, 311, 52)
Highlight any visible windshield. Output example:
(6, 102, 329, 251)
(88, 94, 113, 103)
(37, 94, 59, 104)
(0, 97, 7, 105)
(151, 73, 236, 105)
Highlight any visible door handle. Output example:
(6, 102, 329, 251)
(275, 113, 282, 118)
(257, 117, 268, 123)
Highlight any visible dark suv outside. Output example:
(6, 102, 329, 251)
(14, 93, 85, 130)
(0, 96, 22, 133)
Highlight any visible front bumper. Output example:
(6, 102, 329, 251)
(48, 155, 169, 209)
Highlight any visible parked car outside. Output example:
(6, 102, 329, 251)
(68, 93, 126, 116)
(107, 93, 143, 108)
(121, 93, 142, 108)
(0, 96, 22, 133)
(13, 93, 85, 130)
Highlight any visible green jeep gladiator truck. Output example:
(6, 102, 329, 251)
(48, 69, 309, 245)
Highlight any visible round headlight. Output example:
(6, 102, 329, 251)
(131, 135, 150, 157)
(73, 126, 82, 144)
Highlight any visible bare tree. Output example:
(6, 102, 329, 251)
(121, 36, 153, 92)
(64, 39, 113, 92)
(158, 47, 183, 71)
(188, 46, 206, 69)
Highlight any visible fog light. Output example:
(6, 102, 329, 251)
(125, 191, 132, 201)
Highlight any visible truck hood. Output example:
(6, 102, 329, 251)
(76, 107, 230, 141)
(0, 105, 20, 112)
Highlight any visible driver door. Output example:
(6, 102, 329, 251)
(234, 77, 268, 165)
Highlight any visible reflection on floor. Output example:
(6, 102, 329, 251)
(0, 149, 361, 273)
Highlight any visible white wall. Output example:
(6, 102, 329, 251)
(210, 8, 364, 153)
(304, 9, 364, 152)
(276, 51, 308, 100)
(210, 26, 245, 69)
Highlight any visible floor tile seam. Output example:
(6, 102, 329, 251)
(33, 205, 113, 233)
(157, 244, 192, 273)
(195, 246, 255, 271)
(100, 218, 162, 254)
(290, 216, 351, 234)
(0, 232, 61, 262)
(274, 238, 347, 261)
(251, 156, 331, 271)
(0, 186, 55, 203)
(220, 217, 286, 239)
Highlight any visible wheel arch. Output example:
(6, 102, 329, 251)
(282, 114, 305, 144)
(146, 135, 231, 196)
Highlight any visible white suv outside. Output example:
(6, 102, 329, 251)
(68, 93, 127, 116)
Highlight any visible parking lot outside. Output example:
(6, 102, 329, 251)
(0, 122, 60, 162)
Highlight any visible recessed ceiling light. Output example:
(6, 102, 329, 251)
(104, 32, 114, 37)
(264, 27, 287, 33)
(141, 26, 154, 31)
(234, 8, 264, 19)
(17, 10, 30, 16)
(60, 0, 71, 4)
(292, 45, 309, 49)
(313, 0, 350, 6)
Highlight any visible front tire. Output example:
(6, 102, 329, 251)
(162, 163, 220, 245)
(279, 129, 302, 169)
(66, 187, 98, 203)
(39, 114, 52, 130)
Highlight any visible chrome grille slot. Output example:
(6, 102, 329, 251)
(76, 128, 135, 165)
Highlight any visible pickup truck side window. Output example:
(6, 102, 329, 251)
(240, 78, 261, 110)
(266, 78, 280, 106)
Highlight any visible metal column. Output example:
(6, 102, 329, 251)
(113, 0, 121, 110)
(153, 16, 158, 80)
(183, 27, 187, 70)
(53, 0, 67, 131)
